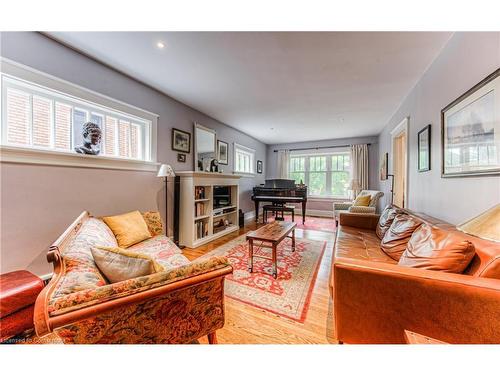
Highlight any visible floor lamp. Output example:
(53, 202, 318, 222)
(387, 174, 395, 205)
(157, 164, 176, 238)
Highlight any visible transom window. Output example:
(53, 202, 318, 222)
(1, 75, 152, 161)
(289, 152, 351, 198)
(234, 143, 256, 174)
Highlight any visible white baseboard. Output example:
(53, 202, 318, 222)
(244, 209, 262, 223)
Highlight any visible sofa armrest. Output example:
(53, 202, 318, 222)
(338, 212, 379, 230)
(35, 256, 232, 336)
(333, 202, 352, 211)
(333, 257, 500, 344)
(348, 206, 376, 214)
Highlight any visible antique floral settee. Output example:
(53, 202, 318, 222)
(34, 211, 233, 344)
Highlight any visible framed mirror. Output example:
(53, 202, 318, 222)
(194, 123, 217, 172)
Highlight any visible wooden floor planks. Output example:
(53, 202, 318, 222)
(190, 220, 337, 344)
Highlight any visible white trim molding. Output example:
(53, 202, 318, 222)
(390, 116, 410, 208)
(0, 146, 160, 172)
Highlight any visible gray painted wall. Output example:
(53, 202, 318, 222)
(266, 136, 379, 212)
(377, 32, 500, 224)
(0, 32, 266, 276)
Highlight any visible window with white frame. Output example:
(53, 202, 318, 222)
(234, 143, 255, 174)
(1, 73, 154, 162)
(289, 151, 351, 198)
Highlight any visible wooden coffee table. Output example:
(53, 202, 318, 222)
(246, 221, 297, 278)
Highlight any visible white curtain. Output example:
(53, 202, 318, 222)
(350, 144, 369, 191)
(277, 149, 290, 178)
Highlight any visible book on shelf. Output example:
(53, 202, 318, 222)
(196, 220, 209, 239)
(195, 202, 205, 217)
(195, 186, 206, 200)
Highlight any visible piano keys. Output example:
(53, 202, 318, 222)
(251, 179, 308, 224)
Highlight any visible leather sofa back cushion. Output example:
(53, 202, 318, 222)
(376, 205, 401, 239)
(399, 224, 476, 273)
(380, 214, 422, 261)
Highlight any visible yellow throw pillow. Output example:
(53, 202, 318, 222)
(353, 195, 371, 206)
(102, 210, 152, 248)
(91, 246, 164, 283)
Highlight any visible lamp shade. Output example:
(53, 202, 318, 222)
(457, 204, 500, 242)
(348, 179, 361, 191)
(157, 164, 175, 178)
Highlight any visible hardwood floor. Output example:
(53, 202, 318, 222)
(186, 219, 337, 344)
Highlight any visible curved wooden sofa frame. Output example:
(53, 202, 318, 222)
(34, 211, 233, 344)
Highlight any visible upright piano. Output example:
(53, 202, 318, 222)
(251, 179, 308, 224)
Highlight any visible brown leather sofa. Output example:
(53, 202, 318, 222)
(331, 208, 500, 344)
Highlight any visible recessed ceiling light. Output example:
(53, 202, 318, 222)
(156, 41, 165, 49)
(270, 127, 274, 130)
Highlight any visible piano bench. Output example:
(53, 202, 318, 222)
(263, 204, 295, 223)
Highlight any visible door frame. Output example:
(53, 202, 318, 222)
(390, 117, 409, 208)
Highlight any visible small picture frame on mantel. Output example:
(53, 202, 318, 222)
(217, 140, 229, 165)
(418, 124, 431, 172)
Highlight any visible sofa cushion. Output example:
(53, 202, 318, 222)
(103, 210, 152, 248)
(376, 205, 402, 239)
(51, 218, 116, 299)
(381, 214, 422, 261)
(335, 225, 396, 264)
(91, 246, 165, 283)
(399, 224, 476, 273)
(127, 236, 190, 270)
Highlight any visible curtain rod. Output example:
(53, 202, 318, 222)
(273, 143, 371, 153)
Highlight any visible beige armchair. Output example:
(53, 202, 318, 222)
(333, 190, 384, 225)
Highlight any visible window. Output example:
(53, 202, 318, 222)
(289, 151, 351, 198)
(234, 143, 255, 174)
(1, 61, 158, 171)
(1, 69, 156, 167)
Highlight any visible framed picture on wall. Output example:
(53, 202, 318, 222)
(257, 160, 263, 174)
(177, 153, 186, 162)
(441, 68, 500, 177)
(418, 124, 431, 172)
(217, 140, 229, 165)
(380, 152, 388, 180)
(172, 128, 191, 153)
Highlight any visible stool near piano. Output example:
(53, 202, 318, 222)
(252, 179, 307, 224)
(0, 270, 44, 343)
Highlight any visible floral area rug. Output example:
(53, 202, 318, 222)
(199, 234, 326, 322)
(265, 215, 336, 233)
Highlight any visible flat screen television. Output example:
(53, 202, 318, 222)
(213, 186, 231, 209)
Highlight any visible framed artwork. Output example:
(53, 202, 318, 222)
(172, 128, 191, 153)
(217, 140, 229, 165)
(441, 69, 500, 177)
(418, 124, 431, 172)
(257, 160, 263, 174)
(177, 153, 186, 163)
(380, 152, 388, 180)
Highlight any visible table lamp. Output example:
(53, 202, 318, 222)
(457, 204, 500, 242)
(157, 164, 176, 237)
(348, 179, 361, 199)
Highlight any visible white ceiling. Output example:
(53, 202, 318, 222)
(48, 32, 452, 144)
